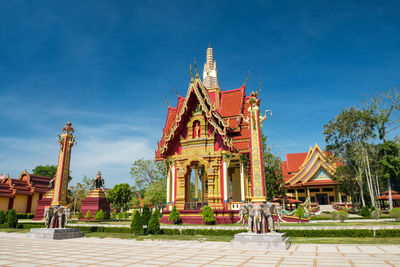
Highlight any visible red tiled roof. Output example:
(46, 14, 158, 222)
(286, 153, 308, 173)
(219, 86, 245, 117)
(378, 194, 400, 200)
(0, 182, 13, 197)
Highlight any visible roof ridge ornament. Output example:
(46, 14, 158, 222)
(174, 85, 180, 97)
(190, 64, 194, 83)
(243, 70, 250, 87)
(165, 96, 171, 107)
(194, 58, 199, 79)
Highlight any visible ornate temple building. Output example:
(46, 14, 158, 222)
(282, 144, 350, 205)
(0, 170, 51, 213)
(156, 46, 261, 221)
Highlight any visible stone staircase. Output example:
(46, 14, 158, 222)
(319, 204, 335, 212)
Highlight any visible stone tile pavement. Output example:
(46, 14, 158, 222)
(0, 232, 399, 266)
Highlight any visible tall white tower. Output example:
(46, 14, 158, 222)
(202, 45, 221, 108)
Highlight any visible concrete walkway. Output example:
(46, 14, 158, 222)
(0, 232, 399, 266)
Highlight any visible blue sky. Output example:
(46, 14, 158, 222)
(1, 1, 399, 187)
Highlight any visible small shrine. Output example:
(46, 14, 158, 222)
(80, 171, 110, 220)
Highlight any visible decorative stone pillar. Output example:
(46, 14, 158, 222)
(166, 166, 171, 204)
(194, 168, 199, 201)
(171, 162, 176, 204)
(240, 160, 245, 203)
(222, 154, 229, 203)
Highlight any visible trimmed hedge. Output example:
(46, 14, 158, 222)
(279, 229, 374, 237)
(16, 213, 35, 219)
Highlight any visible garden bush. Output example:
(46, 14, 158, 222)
(131, 210, 143, 235)
(85, 210, 92, 221)
(330, 211, 338, 221)
(147, 213, 161, 234)
(371, 209, 382, 220)
(161, 228, 180, 235)
(6, 209, 18, 228)
(295, 206, 304, 223)
(141, 204, 151, 226)
(0, 210, 5, 224)
(153, 209, 162, 220)
(337, 211, 349, 222)
(110, 211, 116, 220)
(201, 205, 215, 225)
(94, 210, 105, 221)
(76, 211, 83, 219)
(123, 211, 129, 220)
(390, 208, 400, 221)
(168, 205, 181, 224)
(16, 213, 35, 219)
(360, 206, 371, 217)
(117, 212, 124, 220)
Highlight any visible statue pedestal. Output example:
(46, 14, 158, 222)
(26, 228, 83, 239)
(80, 188, 110, 220)
(231, 232, 290, 250)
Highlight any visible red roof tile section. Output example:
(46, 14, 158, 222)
(286, 153, 308, 173)
(0, 171, 51, 197)
(219, 87, 245, 117)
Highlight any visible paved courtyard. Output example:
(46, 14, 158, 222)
(0, 232, 399, 266)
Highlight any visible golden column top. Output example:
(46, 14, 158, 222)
(51, 122, 76, 206)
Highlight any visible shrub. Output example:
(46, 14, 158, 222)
(76, 211, 83, 219)
(110, 211, 116, 220)
(0, 210, 5, 224)
(148, 213, 161, 234)
(94, 210, 105, 221)
(201, 205, 215, 225)
(294, 206, 304, 223)
(85, 210, 92, 221)
(153, 208, 162, 220)
(6, 209, 18, 228)
(123, 211, 129, 220)
(141, 204, 152, 226)
(161, 228, 180, 235)
(337, 211, 349, 222)
(131, 210, 143, 235)
(330, 211, 338, 221)
(16, 213, 35, 219)
(390, 208, 400, 221)
(117, 212, 124, 220)
(168, 205, 181, 224)
(371, 209, 382, 220)
(360, 206, 370, 217)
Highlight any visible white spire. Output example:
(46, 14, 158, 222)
(202, 46, 219, 89)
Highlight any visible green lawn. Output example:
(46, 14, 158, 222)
(290, 237, 400, 244)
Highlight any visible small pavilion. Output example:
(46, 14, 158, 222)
(377, 190, 400, 210)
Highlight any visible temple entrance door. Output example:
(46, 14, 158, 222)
(184, 163, 207, 210)
(316, 194, 328, 205)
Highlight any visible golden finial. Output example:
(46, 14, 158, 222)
(194, 58, 199, 79)
(97, 171, 101, 177)
(190, 64, 194, 83)
(165, 96, 170, 106)
(255, 79, 261, 96)
(174, 85, 180, 97)
(244, 70, 250, 85)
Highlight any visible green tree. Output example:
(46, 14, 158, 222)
(106, 183, 132, 212)
(261, 134, 286, 202)
(69, 182, 88, 213)
(6, 209, 18, 228)
(85, 210, 92, 221)
(379, 141, 400, 187)
(131, 159, 167, 208)
(94, 210, 105, 221)
(168, 205, 181, 224)
(0, 210, 5, 224)
(32, 165, 73, 182)
(201, 205, 215, 225)
(130, 210, 143, 235)
(148, 213, 161, 234)
(390, 208, 400, 221)
(144, 179, 167, 209)
(324, 107, 377, 207)
(294, 206, 304, 223)
(141, 204, 152, 227)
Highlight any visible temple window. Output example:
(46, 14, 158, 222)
(193, 120, 201, 138)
